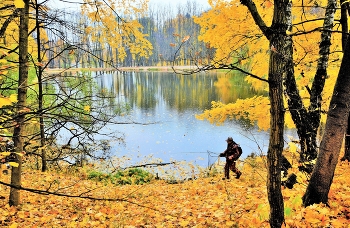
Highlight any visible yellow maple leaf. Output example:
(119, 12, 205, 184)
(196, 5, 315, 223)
(1, 152, 11, 156)
(9, 222, 18, 228)
(8, 162, 19, 167)
(226, 221, 235, 226)
(179, 219, 190, 227)
(0, 70, 8, 75)
(84, 105, 91, 112)
(14, 0, 25, 8)
(15, 152, 25, 157)
(0, 97, 12, 108)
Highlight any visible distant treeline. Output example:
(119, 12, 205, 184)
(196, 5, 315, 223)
(47, 1, 213, 68)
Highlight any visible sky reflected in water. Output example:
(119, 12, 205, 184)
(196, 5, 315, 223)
(94, 71, 295, 169)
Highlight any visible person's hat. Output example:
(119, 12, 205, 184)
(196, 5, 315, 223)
(226, 137, 233, 142)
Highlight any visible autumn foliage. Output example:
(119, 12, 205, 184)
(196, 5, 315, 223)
(1, 156, 350, 227)
(194, 0, 341, 130)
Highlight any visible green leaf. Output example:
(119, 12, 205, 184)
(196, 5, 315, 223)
(284, 207, 292, 217)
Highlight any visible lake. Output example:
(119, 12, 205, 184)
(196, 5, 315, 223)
(91, 70, 294, 172)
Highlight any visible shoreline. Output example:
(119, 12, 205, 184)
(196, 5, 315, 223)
(44, 66, 206, 73)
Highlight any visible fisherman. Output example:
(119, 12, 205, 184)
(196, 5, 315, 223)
(219, 137, 242, 180)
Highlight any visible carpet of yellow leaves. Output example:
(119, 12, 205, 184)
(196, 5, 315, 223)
(1, 159, 350, 227)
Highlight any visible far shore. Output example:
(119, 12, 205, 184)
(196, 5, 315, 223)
(44, 66, 210, 74)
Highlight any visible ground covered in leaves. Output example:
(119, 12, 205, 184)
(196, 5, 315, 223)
(1, 157, 350, 227)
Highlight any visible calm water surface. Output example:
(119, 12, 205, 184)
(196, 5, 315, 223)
(94, 71, 294, 169)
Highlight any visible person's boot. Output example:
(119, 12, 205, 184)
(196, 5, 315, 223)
(236, 171, 242, 179)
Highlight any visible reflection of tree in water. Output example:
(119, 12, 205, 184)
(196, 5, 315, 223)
(95, 71, 267, 114)
(214, 72, 267, 104)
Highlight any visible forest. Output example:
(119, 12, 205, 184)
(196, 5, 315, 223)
(1, 0, 350, 227)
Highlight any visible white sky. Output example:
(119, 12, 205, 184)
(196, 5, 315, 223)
(51, 0, 210, 10)
(149, 0, 210, 7)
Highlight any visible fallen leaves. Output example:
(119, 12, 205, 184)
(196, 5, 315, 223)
(1, 160, 350, 227)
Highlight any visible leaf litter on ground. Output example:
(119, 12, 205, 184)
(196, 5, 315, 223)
(1, 157, 350, 227)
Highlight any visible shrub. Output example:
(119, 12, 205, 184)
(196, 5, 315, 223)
(87, 168, 154, 185)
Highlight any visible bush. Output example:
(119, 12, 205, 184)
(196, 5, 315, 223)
(87, 168, 154, 185)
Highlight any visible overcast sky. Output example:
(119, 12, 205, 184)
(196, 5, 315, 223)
(52, 0, 210, 10)
(149, 0, 210, 7)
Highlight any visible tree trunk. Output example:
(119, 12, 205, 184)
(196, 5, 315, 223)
(340, 0, 350, 162)
(341, 114, 350, 161)
(241, 0, 292, 225)
(266, 1, 293, 225)
(10, 0, 30, 206)
(303, 29, 350, 206)
(283, 0, 336, 174)
(267, 48, 285, 227)
(35, 0, 47, 172)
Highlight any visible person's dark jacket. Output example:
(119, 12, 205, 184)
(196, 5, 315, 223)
(220, 141, 240, 161)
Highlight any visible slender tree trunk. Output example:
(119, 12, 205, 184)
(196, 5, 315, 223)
(267, 47, 285, 227)
(266, 1, 293, 225)
(35, 1, 47, 172)
(241, 0, 292, 226)
(303, 28, 350, 206)
(10, 0, 30, 206)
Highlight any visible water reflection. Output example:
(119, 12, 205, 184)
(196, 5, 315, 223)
(97, 71, 267, 111)
(95, 71, 273, 168)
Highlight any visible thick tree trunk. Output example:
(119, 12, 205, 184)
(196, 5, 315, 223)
(10, 0, 30, 206)
(303, 29, 350, 206)
(340, 0, 350, 162)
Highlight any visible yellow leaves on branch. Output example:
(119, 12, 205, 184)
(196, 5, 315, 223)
(193, 0, 343, 131)
(0, 94, 17, 108)
(81, 0, 153, 61)
(196, 96, 270, 131)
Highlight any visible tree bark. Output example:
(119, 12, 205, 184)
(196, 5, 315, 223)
(266, 47, 285, 227)
(303, 27, 350, 206)
(283, 0, 336, 174)
(35, 0, 47, 172)
(241, 0, 292, 226)
(10, 0, 30, 206)
(341, 114, 350, 161)
(339, 0, 350, 162)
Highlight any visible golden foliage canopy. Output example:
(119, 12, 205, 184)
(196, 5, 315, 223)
(194, 0, 343, 130)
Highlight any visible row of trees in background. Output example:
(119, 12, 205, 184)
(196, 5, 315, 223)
(46, 1, 212, 68)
